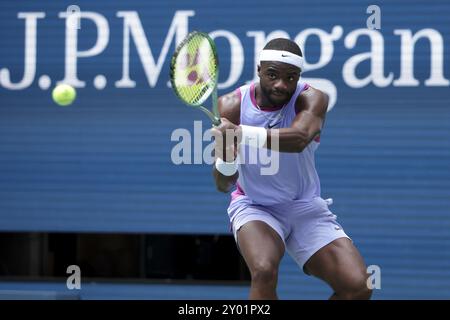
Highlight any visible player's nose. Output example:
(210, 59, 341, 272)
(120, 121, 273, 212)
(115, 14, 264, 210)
(273, 79, 288, 92)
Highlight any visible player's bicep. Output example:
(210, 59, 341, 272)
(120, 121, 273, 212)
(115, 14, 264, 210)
(291, 86, 328, 140)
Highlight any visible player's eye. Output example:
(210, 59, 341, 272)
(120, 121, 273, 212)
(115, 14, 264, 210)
(267, 73, 277, 80)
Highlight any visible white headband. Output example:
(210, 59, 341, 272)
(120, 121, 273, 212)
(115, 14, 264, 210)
(259, 49, 304, 70)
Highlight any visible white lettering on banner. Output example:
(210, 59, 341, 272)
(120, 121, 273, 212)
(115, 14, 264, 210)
(209, 30, 244, 90)
(0, 12, 45, 90)
(343, 29, 393, 88)
(394, 29, 449, 87)
(115, 10, 194, 88)
(295, 26, 343, 111)
(0, 9, 449, 108)
(58, 11, 110, 88)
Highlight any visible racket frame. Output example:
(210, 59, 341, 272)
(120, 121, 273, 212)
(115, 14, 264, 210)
(170, 31, 221, 126)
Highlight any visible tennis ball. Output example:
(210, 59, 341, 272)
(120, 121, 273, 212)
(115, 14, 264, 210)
(52, 84, 76, 106)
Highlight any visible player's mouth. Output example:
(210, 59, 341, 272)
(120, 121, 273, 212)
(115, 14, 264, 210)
(271, 90, 286, 97)
(270, 90, 289, 103)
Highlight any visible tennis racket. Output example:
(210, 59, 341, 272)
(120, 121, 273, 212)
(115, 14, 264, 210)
(170, 31, 220, 126)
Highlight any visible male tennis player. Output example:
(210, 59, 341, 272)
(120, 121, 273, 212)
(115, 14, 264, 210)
(211, 38, 372, 300)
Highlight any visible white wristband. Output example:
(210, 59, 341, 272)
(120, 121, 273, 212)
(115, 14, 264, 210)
(215, 157, 238, 176)
(240, 125, 267, 148)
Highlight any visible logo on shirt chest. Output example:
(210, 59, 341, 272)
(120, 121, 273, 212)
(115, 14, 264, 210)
(267, 121, 281, 129)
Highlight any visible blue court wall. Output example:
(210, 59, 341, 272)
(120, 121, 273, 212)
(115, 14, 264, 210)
(0, 0, 449, 299)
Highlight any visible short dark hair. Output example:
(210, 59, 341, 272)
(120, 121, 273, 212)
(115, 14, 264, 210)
(263, 38, 303, 57)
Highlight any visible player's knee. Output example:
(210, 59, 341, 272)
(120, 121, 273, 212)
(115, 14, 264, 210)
(251, 261, 278, 285)
(341, 286, 372, 300)
(359, 286, 373, 300)
(338, 277, 372, 300)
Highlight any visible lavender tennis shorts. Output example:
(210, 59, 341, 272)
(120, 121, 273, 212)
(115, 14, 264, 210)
(227, 195, 350, 274)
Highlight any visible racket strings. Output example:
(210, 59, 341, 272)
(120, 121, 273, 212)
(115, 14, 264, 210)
(171, 33, 218, 105)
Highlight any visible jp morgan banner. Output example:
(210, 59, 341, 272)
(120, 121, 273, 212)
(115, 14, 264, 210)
(1, 2, 450, 111)
(1, 0, 450, 300)
(0, 0, 449, 235)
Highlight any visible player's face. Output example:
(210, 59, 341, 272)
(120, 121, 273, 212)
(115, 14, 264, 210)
(258, 61, 301, 107)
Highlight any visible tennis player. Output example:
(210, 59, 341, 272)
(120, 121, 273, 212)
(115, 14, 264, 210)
(211, 38, 372, 300)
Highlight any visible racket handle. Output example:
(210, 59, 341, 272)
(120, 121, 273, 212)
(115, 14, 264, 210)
(198, 105, 221, 126)
(211, 89, 220, 126)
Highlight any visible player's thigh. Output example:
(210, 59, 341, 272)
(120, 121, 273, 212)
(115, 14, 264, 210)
(237, 221, 285, 272)
(304, 237, 368, 291)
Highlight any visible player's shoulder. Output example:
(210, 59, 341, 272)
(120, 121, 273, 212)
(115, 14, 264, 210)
(218, 89, 240, 107)
(295, 84, 329, 115)
(218, 88, 242, 124)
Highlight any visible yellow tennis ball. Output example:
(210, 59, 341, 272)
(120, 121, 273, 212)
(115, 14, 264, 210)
(52, 84, 76, 106)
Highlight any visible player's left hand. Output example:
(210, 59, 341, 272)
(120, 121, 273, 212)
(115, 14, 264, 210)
(211, 117, 238, 134)
(211, 118, 241, 162)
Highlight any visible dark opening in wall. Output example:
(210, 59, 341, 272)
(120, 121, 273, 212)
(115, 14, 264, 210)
(0, 232, 250, 283)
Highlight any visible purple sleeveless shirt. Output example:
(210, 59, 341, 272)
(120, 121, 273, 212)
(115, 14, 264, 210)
(231, 82, 321, 206)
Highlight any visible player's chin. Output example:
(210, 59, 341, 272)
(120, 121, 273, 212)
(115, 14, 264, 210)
(270, 93, 289, 106)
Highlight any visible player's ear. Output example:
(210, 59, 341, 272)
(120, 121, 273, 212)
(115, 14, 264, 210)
(257, 65, 261, 77)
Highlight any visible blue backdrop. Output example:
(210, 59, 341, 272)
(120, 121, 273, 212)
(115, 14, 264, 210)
(0, 0, 449, 299)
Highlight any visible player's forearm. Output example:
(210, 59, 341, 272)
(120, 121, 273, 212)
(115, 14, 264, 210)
(237, 125, 316, 153)
(266, 127, 316, 152)
(213, 167, 238, 193)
